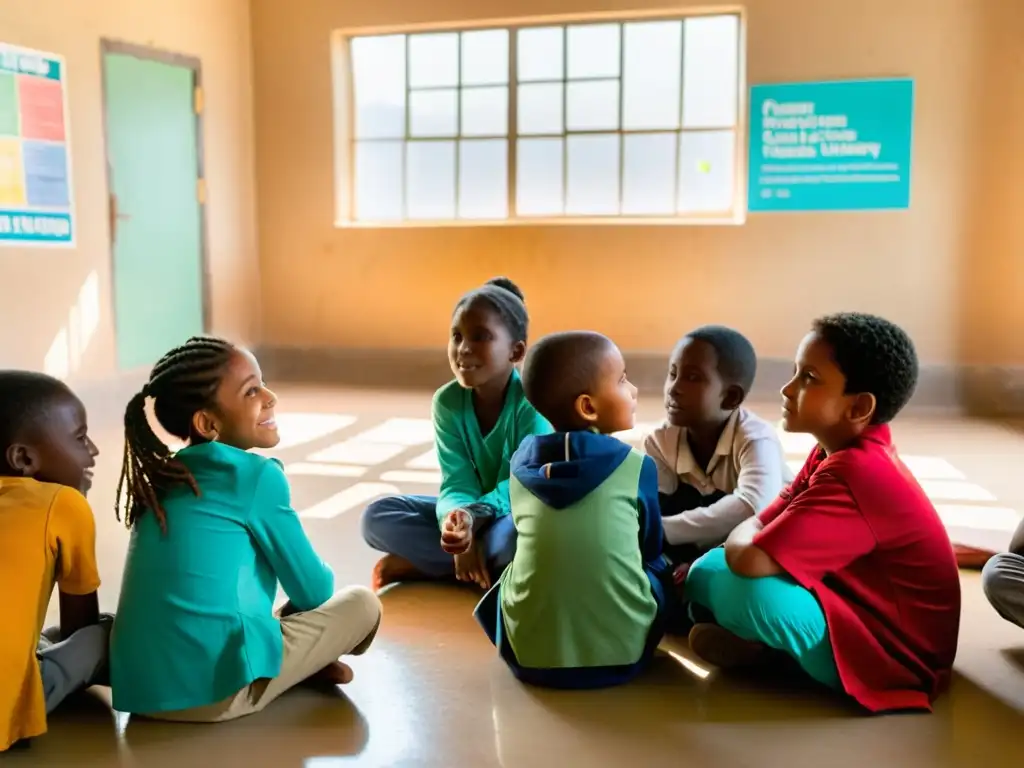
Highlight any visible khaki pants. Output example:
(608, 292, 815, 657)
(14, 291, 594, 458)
(149, 586, 382, 723)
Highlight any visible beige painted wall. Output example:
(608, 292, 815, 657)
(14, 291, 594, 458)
(250, 0, 1023, 367)
(0, 0, 259, 382)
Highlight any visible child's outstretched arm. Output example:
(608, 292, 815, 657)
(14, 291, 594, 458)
(52, 488, 103, 639)
(249, 461, 335, 612)
(662, 437, 787, 546)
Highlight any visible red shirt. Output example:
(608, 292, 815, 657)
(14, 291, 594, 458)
(753, 425, 961, 712)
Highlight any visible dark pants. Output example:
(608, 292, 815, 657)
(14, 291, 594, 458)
(659, 485, 728, 633)
(361, 495, 517, 580)
(659, 485, 729, 565)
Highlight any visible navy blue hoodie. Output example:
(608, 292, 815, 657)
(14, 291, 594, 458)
(510, 431, 667, 576)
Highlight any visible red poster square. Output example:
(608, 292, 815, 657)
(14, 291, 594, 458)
(18, 75, 65, 142)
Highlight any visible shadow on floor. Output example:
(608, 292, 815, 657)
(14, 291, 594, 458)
(9, 583, 1024, 768)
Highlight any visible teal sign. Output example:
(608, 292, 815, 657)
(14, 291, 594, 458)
(748, 78, 914, 212)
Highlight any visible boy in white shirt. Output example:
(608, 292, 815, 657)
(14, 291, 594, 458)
(644, 326, 791, 565)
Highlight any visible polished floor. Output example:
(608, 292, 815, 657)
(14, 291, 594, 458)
(12, 387, 1024, 767)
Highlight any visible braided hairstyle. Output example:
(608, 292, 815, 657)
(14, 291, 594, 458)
(116, 336, 237, 532)
(454, 277, 529, 343)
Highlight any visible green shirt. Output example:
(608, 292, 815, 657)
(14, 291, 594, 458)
(110, 442, 334, 714)
(432, 369, 551, 525)
(499, 433, 663, 670)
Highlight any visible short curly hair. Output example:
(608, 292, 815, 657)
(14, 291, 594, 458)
(812, 313, 918, 424)
(684, 325, 758, 393)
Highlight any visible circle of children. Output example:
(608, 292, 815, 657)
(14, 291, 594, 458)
(6, 275, 1023, 751)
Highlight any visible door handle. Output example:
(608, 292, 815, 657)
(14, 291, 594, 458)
(109, 193, 131, 243)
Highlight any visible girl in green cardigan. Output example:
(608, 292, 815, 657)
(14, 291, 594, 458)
(361, 278, 551, 590)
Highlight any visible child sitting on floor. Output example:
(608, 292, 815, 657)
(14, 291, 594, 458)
(0, 372, 110, 752)
(983, 516, 1024, 631)
(467, 331, 670, 688)
(644, 326, 790, 565)
(110, 337, 381, 722)
(684, 313, 961, 713)
(361, 278, 551, 591)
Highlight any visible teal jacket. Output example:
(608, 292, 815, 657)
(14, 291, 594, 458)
(432, 369, 551, 525)
(110, 442, 334, 714)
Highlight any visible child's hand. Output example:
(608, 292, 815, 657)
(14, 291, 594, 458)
(454, 542, 491, 590)
(440, 509, 474, 555)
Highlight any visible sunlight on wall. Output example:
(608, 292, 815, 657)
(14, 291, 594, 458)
(43, 270, 100, 379)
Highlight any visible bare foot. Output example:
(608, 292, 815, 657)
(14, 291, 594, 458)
(305, 660, 354, 687)
(371, 554, 426, 591)
(688, 623, 769, 669)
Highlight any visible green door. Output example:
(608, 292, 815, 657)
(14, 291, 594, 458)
(104, 51, 204, 371)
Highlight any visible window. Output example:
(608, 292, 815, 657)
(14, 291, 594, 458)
(343, 14, 741, 224)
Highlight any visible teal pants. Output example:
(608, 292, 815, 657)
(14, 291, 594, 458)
(685, 548, 841, 689)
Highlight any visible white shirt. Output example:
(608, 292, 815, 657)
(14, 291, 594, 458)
(643, 408, 792, 547)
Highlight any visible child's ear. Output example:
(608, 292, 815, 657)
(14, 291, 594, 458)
(5, 443, 39, 477)
(848, 392, 876, 426)
(510, 341, 527, 365)
(721, 384, 746, 411)
(574, 394, 599, 425)
(191, 410, 220, 442)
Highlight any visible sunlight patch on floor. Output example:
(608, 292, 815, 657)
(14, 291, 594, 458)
(282, 412, 1019, 541)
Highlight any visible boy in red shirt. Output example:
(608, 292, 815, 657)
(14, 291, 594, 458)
(684, 313, 961, 713)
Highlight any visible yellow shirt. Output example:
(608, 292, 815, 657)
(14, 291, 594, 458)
(0, 478, 100, 751)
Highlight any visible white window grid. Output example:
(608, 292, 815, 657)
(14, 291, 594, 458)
(340, 13, 744, 225)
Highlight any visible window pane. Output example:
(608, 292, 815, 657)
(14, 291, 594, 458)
(351, 35, 406, 139)
(566, 80, 619, 131)
(407, 141, 455, 219)
(410, 89, 457, 137)
(518, 83, 563, 135)
(518, 26, 563, 81)
(622, 133, 676, 215)
(567, 23, 620, 79)
(682, 15, 739, 128)
(517, 138, 563, 216)
(354, 141, 403, 220)
(409, 33, 459, 88)
(459, 139, 507, 219)
(462, 30, 509, 85)
(567, 134, 619, 215)
(623, 22, 682, 130)
(678, 130, 735, 213)
(462, 86, 508, 136)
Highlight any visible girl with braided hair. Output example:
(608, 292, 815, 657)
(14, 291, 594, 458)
(361, 277, 551, 591)
(109, 337, 381, 722)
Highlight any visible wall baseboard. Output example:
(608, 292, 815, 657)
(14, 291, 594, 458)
(258, 345, 1024, 418)
(959, 366, 1024, 418)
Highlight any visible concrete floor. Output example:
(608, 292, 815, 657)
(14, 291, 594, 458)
(11, 387, 1024, 767)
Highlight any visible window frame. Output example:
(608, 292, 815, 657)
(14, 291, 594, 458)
(333, 9, 747, 228)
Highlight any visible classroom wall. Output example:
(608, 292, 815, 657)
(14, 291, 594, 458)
(250, 0, 1024, 397)
(0, 0, 259, 391)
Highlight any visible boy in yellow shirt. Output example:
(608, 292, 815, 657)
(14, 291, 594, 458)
(0, 372, 110, 752)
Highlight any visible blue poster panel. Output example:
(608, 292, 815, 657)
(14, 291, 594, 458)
(748, 78, 914, 212)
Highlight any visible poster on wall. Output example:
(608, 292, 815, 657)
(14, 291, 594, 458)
(748, 78, 914, 213)
(0, 43, 74, 246)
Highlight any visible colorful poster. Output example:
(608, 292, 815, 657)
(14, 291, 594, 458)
(748, 78, 914, 212)
(0, 43, 74, 245)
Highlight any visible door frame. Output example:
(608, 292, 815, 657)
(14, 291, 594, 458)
(99, 39, 211, 355)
